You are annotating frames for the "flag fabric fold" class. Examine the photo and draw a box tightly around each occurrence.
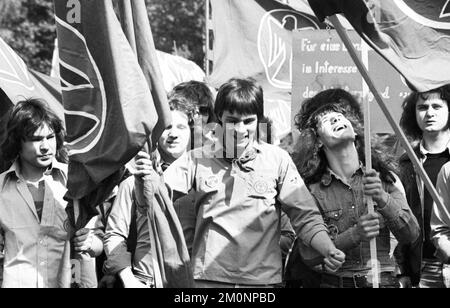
[54,0,158,220]
[307,0,450,92]
[135,172,195,288]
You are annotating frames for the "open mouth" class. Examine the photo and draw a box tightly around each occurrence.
[333,124,347,132]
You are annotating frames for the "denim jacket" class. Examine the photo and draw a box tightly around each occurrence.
[309,166,420,277]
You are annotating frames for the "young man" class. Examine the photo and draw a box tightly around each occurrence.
[103,96,197,288]
[136,78,345,287]
[291,89,419,288]
[0,99,86,287]
[167,82,216,256]
[397,84,450,288]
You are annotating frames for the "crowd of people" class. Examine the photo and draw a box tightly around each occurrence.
[1,78,450,288]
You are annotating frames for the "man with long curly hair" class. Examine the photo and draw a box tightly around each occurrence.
[397,84,450,288]
[288,88,419,288]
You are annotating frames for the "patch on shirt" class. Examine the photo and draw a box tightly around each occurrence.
[63,218,71,232]
[328,224,339,240]
[253,179,269,194]
[205,175,220,188]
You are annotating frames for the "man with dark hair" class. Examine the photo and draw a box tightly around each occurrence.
[397,84,450,288]
[289,88,419,288]
[135,78,346,287]
[0,99,67,287]
[0,98,101,288]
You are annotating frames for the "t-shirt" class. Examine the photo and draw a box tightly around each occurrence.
[27,181,45,222]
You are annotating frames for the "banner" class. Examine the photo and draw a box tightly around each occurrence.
[208,0,327,138]
[292,29,410,133]
[307,0,450,92]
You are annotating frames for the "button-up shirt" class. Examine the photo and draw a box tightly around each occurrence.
[0,160,69,288]
[309,166,420,277]
[163,141,328,285]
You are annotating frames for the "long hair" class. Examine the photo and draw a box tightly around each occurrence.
[293,89,398,185]
[0,98,67,165]
[400,84,450,142]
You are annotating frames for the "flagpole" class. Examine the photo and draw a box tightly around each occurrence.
[360,39,380,288]
[118,0,136,53]
[205,0,210,77]
[327,16,379,288]
[327,15,445,214]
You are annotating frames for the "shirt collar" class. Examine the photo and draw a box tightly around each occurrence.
[321,162,365,187]
[4,158,66,182]
[419,139,450,157]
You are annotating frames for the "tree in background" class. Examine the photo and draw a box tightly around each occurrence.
[146,0,205,68]
[0,0,56,74]
[0,0,206,75]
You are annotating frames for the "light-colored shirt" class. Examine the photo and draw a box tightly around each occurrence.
[431,162,450,264]
[0,160,69,288]
[103,177,154,281]
[163,141,328,285]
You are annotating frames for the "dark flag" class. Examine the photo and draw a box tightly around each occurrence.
[307,0,450,92]
[54,0,157,219]
[120,0,194,288]
[54,0,158,287]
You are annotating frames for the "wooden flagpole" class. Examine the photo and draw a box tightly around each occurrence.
[118,0,164,288]
[328,16,379,288]
[118,0,136,53]
[205,0,213,77]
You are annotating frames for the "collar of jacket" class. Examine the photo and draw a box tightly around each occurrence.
[321,162,365,187]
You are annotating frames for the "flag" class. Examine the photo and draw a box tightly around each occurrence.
[307,0,450,92]
[54,0,158,218]
[156,50,205,93]
[120,0,194,287]
[126,0,172,147]
[208,0,327,138]
[0,37,63,172]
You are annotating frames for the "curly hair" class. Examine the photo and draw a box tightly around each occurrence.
[293,89,398,185]
[0,98,66,165]
[400,84,450,141]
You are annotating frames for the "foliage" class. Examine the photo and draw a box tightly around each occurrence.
[0,0,206,75]
[0,0,56,75]
[146,0,206,69]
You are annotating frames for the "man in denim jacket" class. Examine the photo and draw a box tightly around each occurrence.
[291,89,420,288]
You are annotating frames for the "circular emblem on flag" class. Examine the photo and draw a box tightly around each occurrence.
[253,179,269,195]
[395,0,450,29]
[257,9,322,90]
[205,176,219,188]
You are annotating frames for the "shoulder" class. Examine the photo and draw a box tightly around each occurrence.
[399,146,420,165]
[438,161,450,179]
[257,142,292,160]
[117,176,135,195]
